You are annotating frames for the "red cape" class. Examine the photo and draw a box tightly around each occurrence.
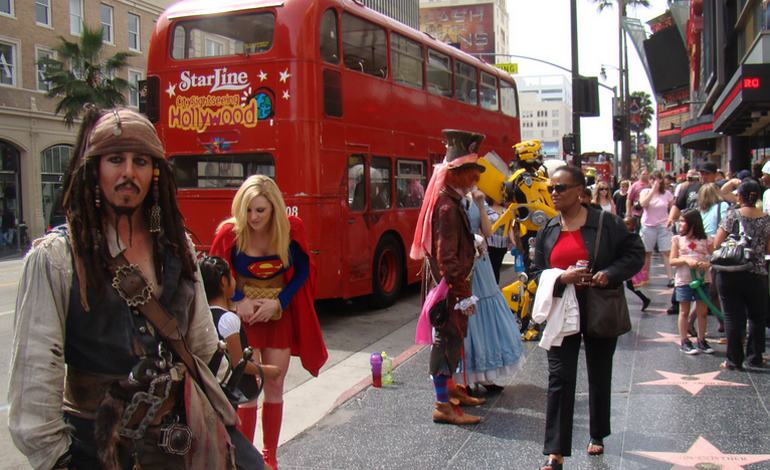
[209,216,328,376]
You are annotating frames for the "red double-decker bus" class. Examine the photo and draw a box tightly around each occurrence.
[144,0,521,306]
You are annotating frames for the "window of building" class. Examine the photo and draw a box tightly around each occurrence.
[370,157,391,210]
[320,9,339,63]
[552,129,559,137]
[172,154,275,188]
[36,47,55,92]
[395,160,426,208]
[0,0,13,17]
[552,119,559,127]
[427,49,451,97]
[348,155,365,211]
[0,40,17,87]
[35,0,50,26]
[391,33,423,89]
[41,145,72,228]
[100,4,113,44]
[522,110,533,118]
[479,71,498,111]
[171,13,275,59]
[552,109,559,117]
[70,0,83,35]
[128,13,140,51]
[342,13,387,78]
[454,61,477,105]
[128,69,143,107]
[500,79,518,117]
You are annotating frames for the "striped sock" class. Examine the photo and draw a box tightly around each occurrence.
[433,374,449,403]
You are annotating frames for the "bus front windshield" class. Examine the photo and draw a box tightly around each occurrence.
[171,12,275,60]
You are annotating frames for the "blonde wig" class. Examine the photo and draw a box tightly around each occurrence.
[222,175,290,265]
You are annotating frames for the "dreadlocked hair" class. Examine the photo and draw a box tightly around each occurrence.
[62,106,196,298]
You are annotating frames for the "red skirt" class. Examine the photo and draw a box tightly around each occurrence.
[243,309,293,350]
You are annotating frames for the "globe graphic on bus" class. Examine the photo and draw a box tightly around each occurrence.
[255,92,273,120]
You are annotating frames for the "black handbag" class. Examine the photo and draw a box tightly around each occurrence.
[711,216,753,272]
[584,211,632,338]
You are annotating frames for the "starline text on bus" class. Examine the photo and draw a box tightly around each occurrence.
[178,68,250,94]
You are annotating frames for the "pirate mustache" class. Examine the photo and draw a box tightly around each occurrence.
[115,181,141,193]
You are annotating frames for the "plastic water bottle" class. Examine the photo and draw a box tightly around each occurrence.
[381,352,393,385]
[370,352,382,388]
[511,247,525,272]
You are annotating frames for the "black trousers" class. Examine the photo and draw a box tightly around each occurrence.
[543,319,618,456]
[487,246,508,284]
[716,271,768,367]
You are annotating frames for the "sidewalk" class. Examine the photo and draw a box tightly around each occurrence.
[277,255,770,469]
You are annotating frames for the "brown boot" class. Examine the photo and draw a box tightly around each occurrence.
[449,383,486,406]
[432,399,481,425]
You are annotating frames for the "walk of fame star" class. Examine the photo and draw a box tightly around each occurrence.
[629,436,770,469]
[638,370,747,396]
[643,331,686,344]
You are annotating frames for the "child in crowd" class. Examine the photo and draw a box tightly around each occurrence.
[669,210,714,355]
[199,255,280,443]
[623,217,651,309]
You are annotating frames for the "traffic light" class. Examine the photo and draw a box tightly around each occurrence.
[562,133,575,154]
[612,116,624,142]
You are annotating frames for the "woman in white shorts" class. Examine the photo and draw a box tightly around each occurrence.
[639,172,675,287]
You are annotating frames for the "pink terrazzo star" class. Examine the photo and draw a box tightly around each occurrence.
[629,436,770,469]
[638,370,748,396]
[644,331,686,344]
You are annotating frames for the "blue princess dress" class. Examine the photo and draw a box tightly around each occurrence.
[456,199,524,385]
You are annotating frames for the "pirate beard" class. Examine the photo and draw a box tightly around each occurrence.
[106,202,141,249]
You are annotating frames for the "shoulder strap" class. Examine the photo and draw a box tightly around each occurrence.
[110,253,202,382]
[591,210,605,273]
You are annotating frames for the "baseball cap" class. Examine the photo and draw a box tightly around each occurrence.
[698,161,718,173]
[736,169,752,180]
[762,160,770,175]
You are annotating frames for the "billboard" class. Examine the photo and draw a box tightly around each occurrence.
[420,3,495,56]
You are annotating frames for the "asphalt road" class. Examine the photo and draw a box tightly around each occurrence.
[0,253,429,469]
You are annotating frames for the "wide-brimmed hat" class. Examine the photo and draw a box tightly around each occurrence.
[443,129,485,172]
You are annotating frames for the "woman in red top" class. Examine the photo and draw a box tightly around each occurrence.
[209,175,328,469]
[531,166,644,470]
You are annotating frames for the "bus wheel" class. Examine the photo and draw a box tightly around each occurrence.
[369,235,404,308]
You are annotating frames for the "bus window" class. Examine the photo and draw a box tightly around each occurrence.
[501,79,519,117]
[320,9,339,63]
[370,157,392,210]
[396,160,426,208]
[455,61,478,105]
[171,153,275,188]
[391,33,423,89]
[348,155,365,211]
[427,49,451,97]
[171,12,275,60]
[342,14,387,78]
[480,72,498,111]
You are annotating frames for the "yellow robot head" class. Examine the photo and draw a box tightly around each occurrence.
[513,140,542,163]
[584,167,597,178]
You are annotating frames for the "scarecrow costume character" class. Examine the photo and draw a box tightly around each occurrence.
[8,108,261,470]
[410,129,488,425]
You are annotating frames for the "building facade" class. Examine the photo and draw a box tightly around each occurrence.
[517,75,572,157]
[0,0,174,240]
[362,0,420,29]
[419,0,509,61]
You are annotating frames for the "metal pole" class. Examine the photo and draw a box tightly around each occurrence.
[619,0,631,179]
[571,0,581,166]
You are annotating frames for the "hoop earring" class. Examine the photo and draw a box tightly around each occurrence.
[149,165,162,233]
[94,185,101,209]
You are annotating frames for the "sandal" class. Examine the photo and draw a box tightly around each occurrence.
[719,360,743,371]
[539,458,563,470]
[587,438,604,455]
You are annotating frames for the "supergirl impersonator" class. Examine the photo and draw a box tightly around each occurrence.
[8,108,259,470]
[412,129,487,425]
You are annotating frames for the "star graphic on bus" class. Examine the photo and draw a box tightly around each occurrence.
[282,90,290,100]
[258,70,267,82]
[279,69,291,83]
[628,436,770,469]
[638,370,747,396]
[165,83,176,98]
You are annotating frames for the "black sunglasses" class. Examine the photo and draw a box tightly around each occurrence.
[548,183,579,193]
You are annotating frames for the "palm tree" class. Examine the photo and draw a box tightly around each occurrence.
[38,25,134,126]
[591,0,650,11]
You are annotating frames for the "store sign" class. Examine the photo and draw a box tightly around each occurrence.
[495,63,518,74]
[419,3,495,55]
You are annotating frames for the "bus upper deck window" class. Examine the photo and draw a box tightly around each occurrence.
[320,9,339,63]
[171,12,275,60]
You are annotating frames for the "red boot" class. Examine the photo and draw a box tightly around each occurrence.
[262,402,283,470]
[236,406,257,444]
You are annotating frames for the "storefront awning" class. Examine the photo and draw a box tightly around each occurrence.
[681,114,719,150]
[713,63,770,134]
[658,127,681,144]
